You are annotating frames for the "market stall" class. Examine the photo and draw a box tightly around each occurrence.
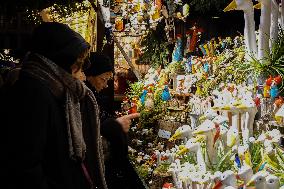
[117,0,284,188]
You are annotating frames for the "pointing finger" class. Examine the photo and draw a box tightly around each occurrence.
[125,113,140,120]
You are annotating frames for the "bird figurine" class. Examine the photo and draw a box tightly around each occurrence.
[246,171,269,189]
[274,75,282,85]
[266,175,280,189]
[169,125,193,142]
[235,154,242,169]
[140,88,148,105]
[270,85,279,99]
[266,75,273,86]
[162,85,171,101]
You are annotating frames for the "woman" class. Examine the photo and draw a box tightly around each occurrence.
[84,52,147,189]
[1,22,107,189]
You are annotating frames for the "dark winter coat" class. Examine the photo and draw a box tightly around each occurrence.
[85,81,147,189]
[1,56,109,189]
[1,72,90,189]
[0,22,108,189]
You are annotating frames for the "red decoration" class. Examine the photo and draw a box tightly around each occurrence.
[162,183,173,189]
[266,75,273,86]
[274,75,282,85]
[254,96,261,107]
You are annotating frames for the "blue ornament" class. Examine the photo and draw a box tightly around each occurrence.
[140,89,147,105]
[199,45,206,56]
[203,62,209,73]
[235,154,242,169]
[257,162,267,172]
[162,85,171,101]
[270,85,279,99]
[173,37,183,62]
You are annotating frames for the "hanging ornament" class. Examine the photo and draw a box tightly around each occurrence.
[115,17,124,31]
[182,4,190,17]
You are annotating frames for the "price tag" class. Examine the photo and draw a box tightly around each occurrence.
[158,129,171,139]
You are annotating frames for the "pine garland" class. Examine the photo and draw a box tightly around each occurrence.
[138,22,170,68]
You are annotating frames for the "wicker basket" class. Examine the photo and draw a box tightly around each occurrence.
[158,120,182,134]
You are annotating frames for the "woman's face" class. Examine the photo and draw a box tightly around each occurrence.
[71,49,89,81]
[87,71,113,92]
[71,66,86,81]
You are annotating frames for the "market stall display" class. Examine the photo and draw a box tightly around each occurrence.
[119,1,284,188]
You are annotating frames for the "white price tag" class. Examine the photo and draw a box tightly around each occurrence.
[158,129,171,139]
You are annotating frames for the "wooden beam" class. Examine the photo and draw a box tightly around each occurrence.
[113,36,141,80]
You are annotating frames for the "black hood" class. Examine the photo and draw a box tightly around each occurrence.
[31,22,90,72]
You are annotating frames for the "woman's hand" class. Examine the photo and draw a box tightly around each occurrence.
[116,113,140,133]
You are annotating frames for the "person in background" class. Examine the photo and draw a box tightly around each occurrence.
[0,22,107,189]
[84,52,146,189]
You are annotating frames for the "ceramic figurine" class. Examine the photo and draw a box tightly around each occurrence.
[162,85,171,101]
[224,0,257,58]
[255,0,272,62]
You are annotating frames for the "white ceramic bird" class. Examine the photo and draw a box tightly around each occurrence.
[224,0,257,58]
[246,171,269,189]
[266,175,280,189]
[169,125,193,142]
[255,0,272,61]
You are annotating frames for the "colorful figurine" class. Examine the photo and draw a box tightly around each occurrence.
[162,85,171,101]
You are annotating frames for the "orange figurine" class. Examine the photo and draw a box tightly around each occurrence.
[266,75,273,86]
[263,85,271,98]
[274,75,282,85]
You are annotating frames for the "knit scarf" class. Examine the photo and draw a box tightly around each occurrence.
[22,53,95,161]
